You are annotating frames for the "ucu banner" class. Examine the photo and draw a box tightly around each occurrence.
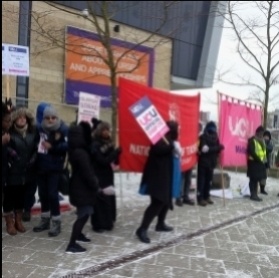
[119,78,200,172]
[219,94,262,166]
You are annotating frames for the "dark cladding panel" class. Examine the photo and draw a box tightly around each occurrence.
[52,1,87,10]
[172,42,203,80]
[52,1,211,81]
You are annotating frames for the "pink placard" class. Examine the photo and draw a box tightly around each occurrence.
[219,98,262,167]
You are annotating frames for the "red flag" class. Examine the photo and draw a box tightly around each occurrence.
[118,78,200,172]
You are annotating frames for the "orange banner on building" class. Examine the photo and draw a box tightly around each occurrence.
[65,28,152,87]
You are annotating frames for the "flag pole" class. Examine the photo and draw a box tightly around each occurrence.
[217,91,226,207]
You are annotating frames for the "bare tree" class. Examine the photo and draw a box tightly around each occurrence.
[12,1,185,143]
[216,1,279,127]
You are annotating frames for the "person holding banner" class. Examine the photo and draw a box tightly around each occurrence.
[247,126,267,202]
[136,121,178,244]
[197,121,224,206]
[259,130,274,195]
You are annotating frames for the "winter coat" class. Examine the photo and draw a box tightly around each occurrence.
[276,150,279,167]
[2,133,9,187]
[37,122,68,173]
[68,123,99,207]
[7,126,39,186]
[247,136,267,180]
[139,139,174,205]
[198,131,223,169]
[264,139,273,169]
[91,137,121,188]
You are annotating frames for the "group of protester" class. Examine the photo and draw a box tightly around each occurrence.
[2,100,121,253]
[2,99,279,252]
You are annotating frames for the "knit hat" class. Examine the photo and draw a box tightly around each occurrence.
[263,130,271,140]
[255,125,265,135]
[205,121,217,133]
[36,102,51,125]
[43,106,59,119]
[95,121,110,138]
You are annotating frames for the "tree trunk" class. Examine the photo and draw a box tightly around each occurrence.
[263,87,269,128]
[110,71,118,145]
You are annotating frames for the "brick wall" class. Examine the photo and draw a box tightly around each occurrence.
[2,1,172,125]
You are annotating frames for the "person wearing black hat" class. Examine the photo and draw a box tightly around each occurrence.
[247,125,267,201]
[135,120,178,244]
[197,121,224,206]
[258,130,274,195]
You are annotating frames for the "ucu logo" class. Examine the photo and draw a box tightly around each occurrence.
[139,108,158,126]
[228,116,254,139]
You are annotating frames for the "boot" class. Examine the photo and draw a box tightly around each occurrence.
[155,223,173,232]
[22,211,31,222]
[14,210,26,233]
[250,183,262,202]
[136,227,150,243]
[175,198,183,207]
[198,200,207,207]
[48,219,61,237]
[4,213,17,236]
[33,217,50,232]
[260,185,268,195]
[206,197,214,205]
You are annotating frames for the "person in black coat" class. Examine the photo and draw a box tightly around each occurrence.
[2,102,12,192]
[259,130,273,195]
[65,122,100,254]
[3,107,39,236]
[197,121,224,206]
[136,121,178,244]
[90,121,121,232]
[247,126,267,202]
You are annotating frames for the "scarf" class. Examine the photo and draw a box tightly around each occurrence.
[41,118,61,133]
[14,124,28,138]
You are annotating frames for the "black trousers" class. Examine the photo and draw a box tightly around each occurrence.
[3,185,25,213]
[249,178,260,197]
[139,196,169,230]
[197,165,213,202]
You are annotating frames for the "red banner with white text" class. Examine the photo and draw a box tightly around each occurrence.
[118,78,200,172]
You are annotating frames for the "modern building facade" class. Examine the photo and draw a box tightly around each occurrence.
[2,1,226,124]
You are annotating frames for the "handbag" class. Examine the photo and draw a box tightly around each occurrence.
[58,155,70,196]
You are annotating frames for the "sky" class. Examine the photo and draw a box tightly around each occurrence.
[173,2,279,122]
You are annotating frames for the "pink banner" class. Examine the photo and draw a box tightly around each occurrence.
[219,96,262,167]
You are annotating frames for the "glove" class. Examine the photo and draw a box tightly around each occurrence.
[102,186,116,196]
[201,145,209,153]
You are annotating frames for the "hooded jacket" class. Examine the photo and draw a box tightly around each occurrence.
[7,108,39,186]
[263,130,273,168]
[68,122,99,207]
[198,121,224,169]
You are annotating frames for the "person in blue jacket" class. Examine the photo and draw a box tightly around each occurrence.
[33,106,68,237]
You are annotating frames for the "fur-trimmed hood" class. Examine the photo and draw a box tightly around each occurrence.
[11,107,35,131]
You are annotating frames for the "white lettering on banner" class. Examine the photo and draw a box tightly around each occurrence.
[81,55,105,65]
[129,144,150,156]
[181,143,198,156]
[88,66,110,77]
[70,63,87,72]
[228,116,254,141]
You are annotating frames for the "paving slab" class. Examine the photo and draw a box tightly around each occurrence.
[2,172,279,278]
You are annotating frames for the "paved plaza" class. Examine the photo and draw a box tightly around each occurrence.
[2,172,279,278]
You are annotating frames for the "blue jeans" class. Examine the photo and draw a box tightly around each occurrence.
[37,173,60,217]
